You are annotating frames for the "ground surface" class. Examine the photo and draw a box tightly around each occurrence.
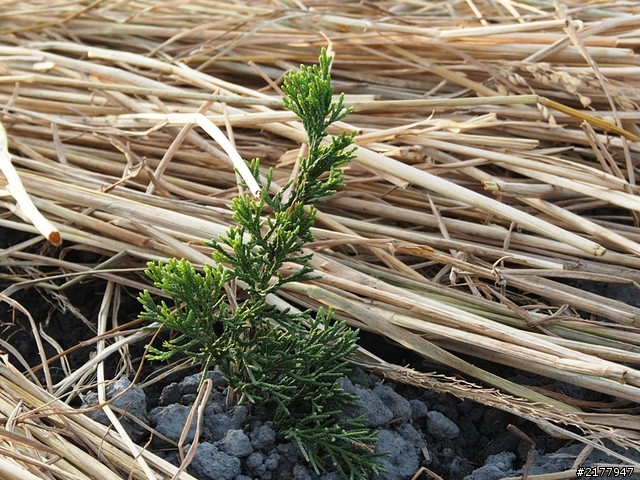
[2,246,639,480]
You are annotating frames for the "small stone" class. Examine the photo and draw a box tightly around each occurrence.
[374,429,420,480]
[354,384,394,428]
[373,383,412,421]
[336,377,356,395]
[409,399,429,420]
[158,382,181,406]
[204,405,248,441]
[485,452,516,471]
[293,465,313,480]
[218,429,253,458]
[82,378,149,443]
[463,465,510,480]
[264,453,280,471]
[397,423,423,446]
[245,451,264,470]
[210,365,227,388]
[250,423,276,450]
[178,373,202,395]
[189,442,240,480]
[149,404,197,444]
[321,473,343,480]
[427,411,460,440]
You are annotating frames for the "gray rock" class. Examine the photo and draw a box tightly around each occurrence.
[179,369,227,395]
[450,456,473,479]
[264,453,280,470]
[158,382,180,406]
[82,377,148,443]
[320,473,343,480]
[209,365,227,388]
[409,399,429,420]
[178,373,202,395]
[464,465,511,480]
[250,423,276,450]
[253,461,267,477]
[427,410,460,440]
[108,378,147,417]
[245,451,264,470]
[340,376,410,425]
[486,452,516,471]
[293,464,313,480]
[605,283,640,308]
[464,452,516,480]
[218,429,253,458]
[189,442,240,480]
[350,368,371,387]
[275,442,302,473]
[149,404,197,444]
[374,429,421,480]
[397,423,423,447]
[373,383,412,422]
[204,405,248,441]
[336,377,356,395]
[354,384,394,428]
[513,443,640,477]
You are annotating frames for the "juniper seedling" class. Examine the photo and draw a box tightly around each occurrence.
[139,49,382,479]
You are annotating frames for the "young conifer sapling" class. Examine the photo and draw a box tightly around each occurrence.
[139,48,383,479]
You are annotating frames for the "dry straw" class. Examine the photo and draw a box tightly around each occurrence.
[1,0,640,477]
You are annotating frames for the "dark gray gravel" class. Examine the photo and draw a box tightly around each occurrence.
[80,365,640,480]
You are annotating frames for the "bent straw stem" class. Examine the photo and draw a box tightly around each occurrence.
[0,122,61,245]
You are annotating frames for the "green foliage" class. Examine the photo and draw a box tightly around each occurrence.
[139,260,233,371]
[139,48,382,479]
[281,52,355,206]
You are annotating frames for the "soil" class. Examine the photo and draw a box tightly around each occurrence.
[1,232,639,480]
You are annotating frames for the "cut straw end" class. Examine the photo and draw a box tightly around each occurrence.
[0,122,62,246]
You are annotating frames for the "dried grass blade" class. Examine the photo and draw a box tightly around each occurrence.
[0,356,198,480]
[521,197,640,256]
[352,146,606,256]
[292,279,577,410]
[2,0,640,468]
[0,122,60,245]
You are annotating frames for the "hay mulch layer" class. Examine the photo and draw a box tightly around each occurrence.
[1,0,640,478]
